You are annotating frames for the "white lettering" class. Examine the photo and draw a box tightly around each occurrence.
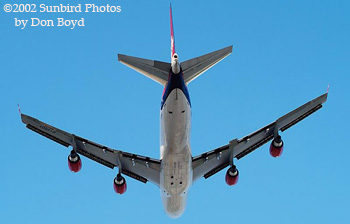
[31,18,54,27]
[57,18,85,29]
[31,18,40,26]
[14,18,28,29]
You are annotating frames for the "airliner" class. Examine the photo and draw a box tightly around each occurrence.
[21,5,328,218]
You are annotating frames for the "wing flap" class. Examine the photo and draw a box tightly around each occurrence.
[278,93,327,131]
[22,113,161,186]
[234,93,327,159]
[192,145,231,182]
[74,136,118,169]
[192,92,328,182]
[22,115,71,147]
[26,124,70,147]
[119,153,161,185]
[234,123,275,159]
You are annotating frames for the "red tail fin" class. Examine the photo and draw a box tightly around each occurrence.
[170,4,175,58]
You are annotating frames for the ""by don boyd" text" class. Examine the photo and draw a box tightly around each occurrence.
[15,18,85,29]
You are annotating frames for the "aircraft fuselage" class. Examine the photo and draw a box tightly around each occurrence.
[160,70,192,218]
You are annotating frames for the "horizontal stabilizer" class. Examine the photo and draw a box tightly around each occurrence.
[181,45,233,84]
[118,54,171,85]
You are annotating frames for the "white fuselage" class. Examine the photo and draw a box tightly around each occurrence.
[160,80,192,218]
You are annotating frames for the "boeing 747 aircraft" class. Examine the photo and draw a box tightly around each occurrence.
[21,5,327,218]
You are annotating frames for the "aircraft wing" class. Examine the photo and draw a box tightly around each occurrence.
[118,54,171,86]
[21,114,161,186]
[192,92,328,182]
[181,45,233,84]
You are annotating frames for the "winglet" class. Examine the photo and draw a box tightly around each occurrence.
[170,3,175,58]
[18,104,22,115]
[327,84,330,93]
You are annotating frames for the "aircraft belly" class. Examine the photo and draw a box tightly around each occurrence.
[159,88,192,218]
[160,152,192,218]
[162,89,190,150]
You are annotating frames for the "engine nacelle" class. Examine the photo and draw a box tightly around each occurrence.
[225,165,239,186]
[270,135,284,157]
[68,150,82,172]
[113,174,127,194]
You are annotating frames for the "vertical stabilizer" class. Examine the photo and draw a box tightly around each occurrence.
[170,4,180,74]
[170,4,176,58]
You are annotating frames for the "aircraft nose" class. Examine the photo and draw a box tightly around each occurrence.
[162,194,186,219]
[167,210,184,219]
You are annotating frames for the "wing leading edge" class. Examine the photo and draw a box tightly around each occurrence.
[181,45,233,84]
[192,92,328,182]
[118,45,233,86]
[21,114,161,186]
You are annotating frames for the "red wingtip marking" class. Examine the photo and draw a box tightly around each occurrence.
[18,104,22,115]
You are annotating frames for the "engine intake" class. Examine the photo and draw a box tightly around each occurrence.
[68,150,82,172]
[113,174,127,194]
[225,165,239,186]
[270,135,284,157]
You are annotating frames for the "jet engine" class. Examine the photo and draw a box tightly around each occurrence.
[68,150,82,172]
[270,135,284,157]
[225,165,239,186]
[113,174,127,194]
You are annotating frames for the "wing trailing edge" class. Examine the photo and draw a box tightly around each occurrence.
[181,45,233,84]
[191,91,328,182]
[21,113,161,186]
[118,54,171,86]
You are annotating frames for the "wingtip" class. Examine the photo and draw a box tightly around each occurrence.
[324,84,329,102]
[18,104,22,115]
[229,45,233,53]
[117,54,125,62]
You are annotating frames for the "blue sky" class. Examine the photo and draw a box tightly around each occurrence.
[1,0,349,223]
